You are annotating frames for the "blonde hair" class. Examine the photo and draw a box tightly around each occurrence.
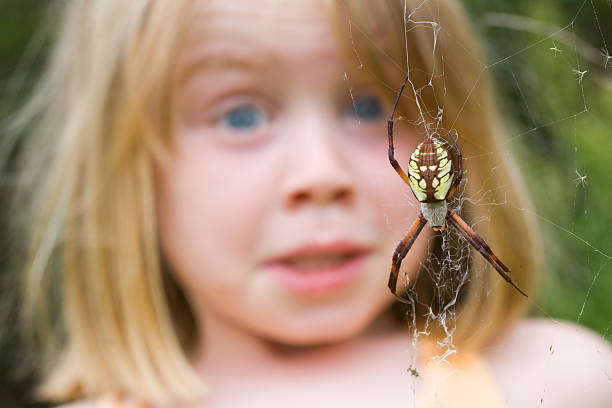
[7,0,542,404]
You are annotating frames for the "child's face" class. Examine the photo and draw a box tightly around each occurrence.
[156,0,428,345]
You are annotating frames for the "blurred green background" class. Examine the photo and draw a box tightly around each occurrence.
[464,0,612,334]
[1,0,610,407]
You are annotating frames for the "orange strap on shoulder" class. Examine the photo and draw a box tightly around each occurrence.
[415,344,508,408]
[97,393,149,408]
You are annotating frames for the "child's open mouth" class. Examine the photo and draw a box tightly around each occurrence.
[283,253,353,269]
[264,242,371,296]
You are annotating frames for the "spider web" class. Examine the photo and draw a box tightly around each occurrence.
[345,0,612,405]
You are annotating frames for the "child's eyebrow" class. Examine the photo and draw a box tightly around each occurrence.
[177,42,282,84]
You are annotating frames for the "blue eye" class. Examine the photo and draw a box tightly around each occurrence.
[346,96,383,121]
[221,106,267,130]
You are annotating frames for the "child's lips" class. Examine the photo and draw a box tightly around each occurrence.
[264,242,371,296]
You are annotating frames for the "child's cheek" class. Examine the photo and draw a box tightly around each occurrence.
[347,122,421,237]
[155,131,273,293]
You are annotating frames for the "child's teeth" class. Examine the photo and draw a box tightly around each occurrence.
[287,254,349,268]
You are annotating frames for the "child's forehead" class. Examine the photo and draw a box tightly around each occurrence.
[189,0,335,43]
[177,1,343,73]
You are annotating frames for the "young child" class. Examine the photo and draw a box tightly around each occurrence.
[6,0,611,407]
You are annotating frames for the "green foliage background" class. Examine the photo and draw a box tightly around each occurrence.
[464,0,612,335]
[1,0,610,407]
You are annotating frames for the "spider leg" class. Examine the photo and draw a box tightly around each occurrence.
[446,209,528,297]
[387,74,411,185]
[446,130,463,199]
[388,213,427,303]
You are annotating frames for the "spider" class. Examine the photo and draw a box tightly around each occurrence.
[386,75,527,303]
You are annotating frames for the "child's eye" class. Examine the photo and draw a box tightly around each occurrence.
[220,105,267,130]
[345,96,383,121]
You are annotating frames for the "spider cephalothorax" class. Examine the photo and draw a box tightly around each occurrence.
[385,74,527,302]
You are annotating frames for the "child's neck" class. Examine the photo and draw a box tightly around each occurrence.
[191,307,406,376]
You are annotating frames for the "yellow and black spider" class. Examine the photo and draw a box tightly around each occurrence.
[386,75,527,303]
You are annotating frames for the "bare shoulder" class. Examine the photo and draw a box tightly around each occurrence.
[486,317,612,408]
[55,400,97,408]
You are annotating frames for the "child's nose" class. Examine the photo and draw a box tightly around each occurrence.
[281,116,355,210]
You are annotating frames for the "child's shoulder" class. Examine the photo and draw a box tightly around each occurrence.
[55,392,150,408]
[487,317,612,407]
[55,396,124,408]
[56,401,97,408]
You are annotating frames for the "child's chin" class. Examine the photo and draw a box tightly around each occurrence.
[265,331,358,349]
[256,314,373,347]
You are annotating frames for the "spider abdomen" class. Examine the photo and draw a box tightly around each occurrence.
[421,200,448,230]
[407,138,454,202]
